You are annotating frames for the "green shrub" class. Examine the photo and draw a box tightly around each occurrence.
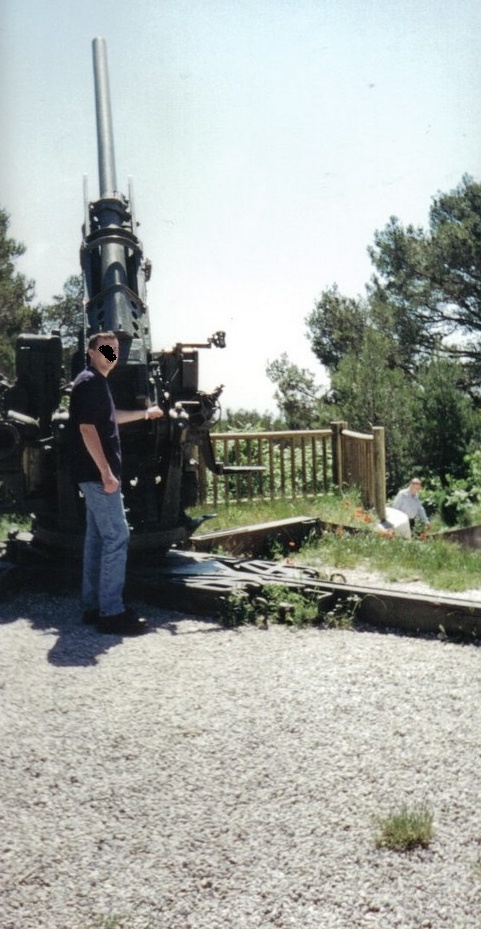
[217,583,324,628]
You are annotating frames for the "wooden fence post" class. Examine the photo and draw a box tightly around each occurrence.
[372,426,386,519]
[331,421,346,490]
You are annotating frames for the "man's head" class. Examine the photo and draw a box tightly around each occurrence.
[87,331,119,376]
[409,478,422,495]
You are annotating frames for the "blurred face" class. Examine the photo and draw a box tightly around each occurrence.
[410,481,421,495]
[88,337,119,376]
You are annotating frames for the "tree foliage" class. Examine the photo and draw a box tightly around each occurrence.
[265,353,326,429]
[413,356,477,484]
[267,176,481,490]
[215,407,285,432]
[0,208,41,379]
[331,328,419,490]
[305,285,367,373]
[40,273,84,377]
[368,175,481,385]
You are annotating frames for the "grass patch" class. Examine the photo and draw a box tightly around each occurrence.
[192,490,481,593]
[189,489,369,531]
[297,527,481,593]
[374,804,435,851]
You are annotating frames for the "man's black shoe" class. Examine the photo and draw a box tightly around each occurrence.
[83,609,100,625]
[97,611,149,636]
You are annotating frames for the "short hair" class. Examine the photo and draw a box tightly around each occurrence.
[88,331,117,351]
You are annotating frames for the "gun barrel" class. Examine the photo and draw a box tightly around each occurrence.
[92,36,117,196]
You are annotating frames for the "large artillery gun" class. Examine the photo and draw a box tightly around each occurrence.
[0,37,231,561]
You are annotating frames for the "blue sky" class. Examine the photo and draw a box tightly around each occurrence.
[1,0,481,412]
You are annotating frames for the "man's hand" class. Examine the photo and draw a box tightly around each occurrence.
[146,405,163,420]
[101,470,119,494]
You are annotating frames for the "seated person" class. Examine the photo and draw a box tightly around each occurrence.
[392,477,430,532]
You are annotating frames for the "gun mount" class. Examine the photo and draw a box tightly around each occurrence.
[0,37,229,558]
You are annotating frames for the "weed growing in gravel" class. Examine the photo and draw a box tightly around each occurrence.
[85,916,156,929]
[87,917,127,929]
[374,804,434,851]
[85,917,124,929]
[320,593,361,629]
[217,583,326,627]
[260,583,321,625]
[218,588,257,626]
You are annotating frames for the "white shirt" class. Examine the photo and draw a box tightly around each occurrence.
[392,487,429,524]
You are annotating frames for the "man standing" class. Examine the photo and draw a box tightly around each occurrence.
[69,331,163,635]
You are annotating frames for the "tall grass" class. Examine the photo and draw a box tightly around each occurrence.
[191,491,481,594]
[191,489,369,529]
[298,527,481,593]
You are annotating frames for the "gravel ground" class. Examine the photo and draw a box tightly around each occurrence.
[1,584,481,929]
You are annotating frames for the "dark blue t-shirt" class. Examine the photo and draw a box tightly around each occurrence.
[69,367,121,483]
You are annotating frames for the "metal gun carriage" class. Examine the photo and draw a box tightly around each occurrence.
[0,37,233,560]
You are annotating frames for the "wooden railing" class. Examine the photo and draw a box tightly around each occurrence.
[197,422,386,517]
[198,429,332,507]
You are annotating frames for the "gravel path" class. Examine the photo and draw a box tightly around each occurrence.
[1,588,481,929]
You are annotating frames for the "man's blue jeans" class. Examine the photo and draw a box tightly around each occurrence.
[79,482,130,617]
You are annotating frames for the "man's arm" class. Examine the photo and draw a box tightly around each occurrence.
[79,424,119,493]
[115,405,164,425]
[416,499,430,526]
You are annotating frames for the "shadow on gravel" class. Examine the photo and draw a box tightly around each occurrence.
[0,589,233,667]
[0,594,123,667]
